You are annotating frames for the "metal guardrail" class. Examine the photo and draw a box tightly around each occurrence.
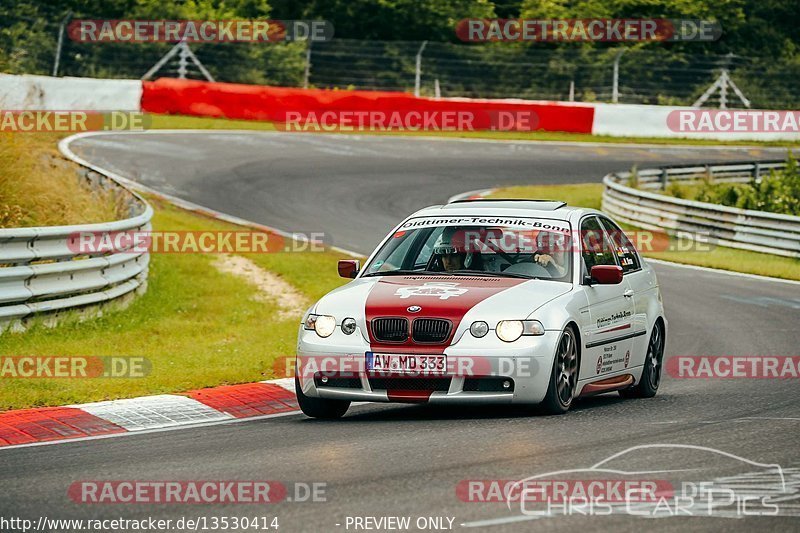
[0,169,153,332]
[602,159,800,258]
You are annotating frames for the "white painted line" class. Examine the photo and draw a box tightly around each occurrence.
[446,188,495,203]
[737,417,800,421]
[76,394,232,431]
[462,514,540,528]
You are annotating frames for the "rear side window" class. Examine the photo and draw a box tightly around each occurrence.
[600,217,641,273]
[580,216,618,270]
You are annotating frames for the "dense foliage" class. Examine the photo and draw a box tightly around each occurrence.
[666,154,800,215]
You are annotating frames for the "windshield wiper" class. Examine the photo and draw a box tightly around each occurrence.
[362,269,442,277]
[449,269,535,280]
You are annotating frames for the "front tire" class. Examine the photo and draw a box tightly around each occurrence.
[295,376,350,419]
[620,320,665,399]
[539,326,579,415]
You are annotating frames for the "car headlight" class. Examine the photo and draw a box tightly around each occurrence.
[341,317,357,335]
[496,320,524,342]
[304,314,336,338]
[470,321,489,338]
[496,320,545,342]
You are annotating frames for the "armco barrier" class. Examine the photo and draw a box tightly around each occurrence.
[602,160,800,257]
[0,169,152,333]
[141,78,596,133]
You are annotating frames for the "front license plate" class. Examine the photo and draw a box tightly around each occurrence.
[366,352,446,374]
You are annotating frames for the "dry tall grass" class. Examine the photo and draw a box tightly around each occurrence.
[0,132,123,227]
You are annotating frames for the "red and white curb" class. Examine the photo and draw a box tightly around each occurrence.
[0,379,298,450]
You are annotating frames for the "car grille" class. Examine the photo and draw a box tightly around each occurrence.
[369,377,451,392]
[412,318,452,343]
[371,317,409,342]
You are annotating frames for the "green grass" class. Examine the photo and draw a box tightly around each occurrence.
[488,183,800,281]
[0,197,347,410]
[147,114,800,148]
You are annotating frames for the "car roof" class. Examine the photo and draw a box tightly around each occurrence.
[407,199,599,221]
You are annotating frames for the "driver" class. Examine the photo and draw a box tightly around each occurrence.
[433,227,467,272]
[532,231,569,277]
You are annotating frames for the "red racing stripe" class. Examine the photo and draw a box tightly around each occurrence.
[365,276,525,354]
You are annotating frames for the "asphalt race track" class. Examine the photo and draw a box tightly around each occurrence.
[3,132,799,531]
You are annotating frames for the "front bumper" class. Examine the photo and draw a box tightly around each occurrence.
[296,326,560,405]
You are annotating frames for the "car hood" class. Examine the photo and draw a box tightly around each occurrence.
[314,275,572,339]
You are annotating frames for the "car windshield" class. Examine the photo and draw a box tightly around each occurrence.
[362,217,573,281]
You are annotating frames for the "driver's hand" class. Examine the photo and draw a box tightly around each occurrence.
[535,253,553,266]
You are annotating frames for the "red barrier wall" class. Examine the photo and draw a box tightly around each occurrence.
[142,78,594,133]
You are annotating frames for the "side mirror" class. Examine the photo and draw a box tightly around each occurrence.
[338,260,360,279]
[590,265,623,285]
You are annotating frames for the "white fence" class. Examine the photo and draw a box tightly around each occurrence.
[602,160,800,257]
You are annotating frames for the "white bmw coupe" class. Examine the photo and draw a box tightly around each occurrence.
[296,199,666,418]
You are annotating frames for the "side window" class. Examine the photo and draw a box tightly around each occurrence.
[369,227,438,272]
[580,216,619,272]
[600,217,641,274]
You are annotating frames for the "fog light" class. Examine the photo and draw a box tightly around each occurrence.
[470,321,489,338]
[321,376,329,384]
[341,317,357,335]
[503,380,511,389]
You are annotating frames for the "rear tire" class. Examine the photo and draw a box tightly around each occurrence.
[539,326,579,415]
[295,376,350,419]
[620,320,665,399]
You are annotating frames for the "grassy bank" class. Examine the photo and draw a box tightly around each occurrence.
[0,133,122,227]
[489,183,800,281]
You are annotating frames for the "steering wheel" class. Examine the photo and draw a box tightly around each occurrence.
[530,252,562,277]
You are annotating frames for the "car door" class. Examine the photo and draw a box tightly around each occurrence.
[600,217,653,369]
[578,216,635,380]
